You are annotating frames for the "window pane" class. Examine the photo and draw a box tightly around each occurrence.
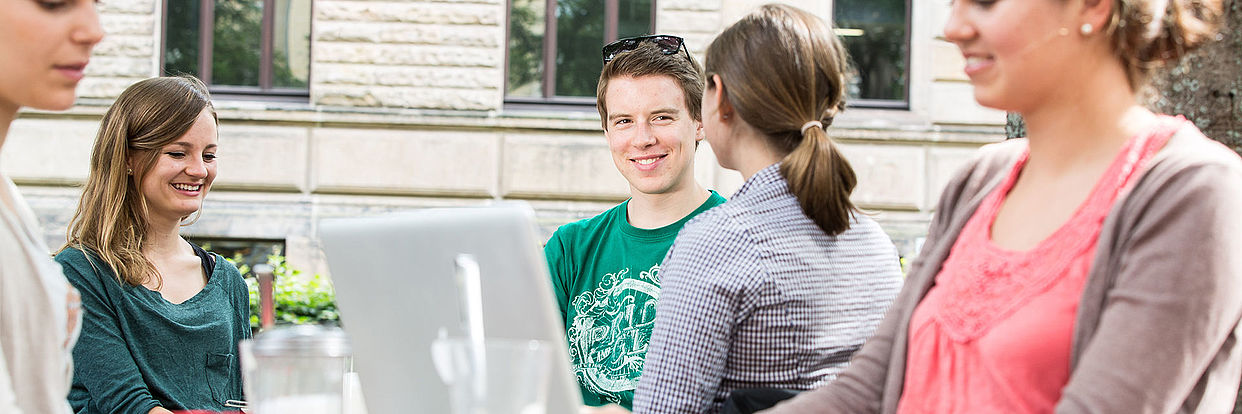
[834,0,908,102]
[212,0,262,87]
[616,0,652,39]
[164,0,201,77]
[554,0,604,97]
[507,0,546,98]
[272,0,311,88]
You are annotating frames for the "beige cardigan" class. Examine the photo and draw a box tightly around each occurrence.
[767,126,1242,413]
[0,177,75,414]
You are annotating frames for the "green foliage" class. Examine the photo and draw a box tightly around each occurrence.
[230,253,338,330]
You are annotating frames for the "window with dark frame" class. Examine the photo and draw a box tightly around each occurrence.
[163,0,312,100]
[833,0,910,108]
[506,0,656,106]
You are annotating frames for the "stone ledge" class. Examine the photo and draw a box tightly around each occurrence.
[21,101,1003,144]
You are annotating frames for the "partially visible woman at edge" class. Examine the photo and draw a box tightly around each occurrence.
[56,76,251,414]
[0,0,103,412]
[630,4,903,413]
[767,0,1242,412]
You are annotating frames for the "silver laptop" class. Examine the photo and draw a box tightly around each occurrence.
[319,203,583,414]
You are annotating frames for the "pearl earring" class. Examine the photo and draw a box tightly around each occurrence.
[1080,23,1094,36]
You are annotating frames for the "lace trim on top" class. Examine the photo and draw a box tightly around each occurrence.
[930,116,1185,343]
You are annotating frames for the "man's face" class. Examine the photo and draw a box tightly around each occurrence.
[602,75,702,197]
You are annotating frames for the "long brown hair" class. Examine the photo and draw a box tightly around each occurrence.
[60,76,216,287]
[705,4,856,236]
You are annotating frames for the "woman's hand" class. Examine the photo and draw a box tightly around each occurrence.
[64,283,80,349]
[147,407,173,414]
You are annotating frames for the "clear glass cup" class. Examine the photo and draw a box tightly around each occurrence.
[431,338,552,414]
[240,325,352,414]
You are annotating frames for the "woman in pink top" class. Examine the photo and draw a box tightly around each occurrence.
[765,0,1242,413]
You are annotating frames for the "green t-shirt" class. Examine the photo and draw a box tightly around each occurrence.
[544,191,726,409]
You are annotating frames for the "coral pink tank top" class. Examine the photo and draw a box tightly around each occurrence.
[895,116,1183,413]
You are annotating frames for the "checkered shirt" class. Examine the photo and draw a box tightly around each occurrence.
[632,164,904,413]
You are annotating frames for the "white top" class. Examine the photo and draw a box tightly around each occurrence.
[0,176,75,414]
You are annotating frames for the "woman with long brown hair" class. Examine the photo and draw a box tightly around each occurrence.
[56,76,250,414]
[630,5,903,413]
[0,0,103,412]
[767,0,1242,412]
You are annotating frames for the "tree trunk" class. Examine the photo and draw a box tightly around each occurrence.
[1146,0,1242,155]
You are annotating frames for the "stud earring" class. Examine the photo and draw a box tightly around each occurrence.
[126,168,133,175]
[1080,23,1094,36]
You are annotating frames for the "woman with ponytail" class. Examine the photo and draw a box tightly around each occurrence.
[630,4,903,413]
[55,76,250,414]
[767,0,1242,412]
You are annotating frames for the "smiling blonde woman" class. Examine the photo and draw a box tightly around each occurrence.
[57,77,251,414]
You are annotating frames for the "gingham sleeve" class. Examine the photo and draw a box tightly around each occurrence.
[632,214,766,413]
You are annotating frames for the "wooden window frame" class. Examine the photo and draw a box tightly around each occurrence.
[160,0,312,101]
[503,0,658,108]
[834,0,912,109]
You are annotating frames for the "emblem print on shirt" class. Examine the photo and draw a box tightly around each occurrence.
[568,264,661,403]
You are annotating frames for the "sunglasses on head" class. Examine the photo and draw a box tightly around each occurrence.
[602,35,691,64]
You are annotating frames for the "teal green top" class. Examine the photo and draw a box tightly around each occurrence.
[56,246,251,414]
[544,191,726,409]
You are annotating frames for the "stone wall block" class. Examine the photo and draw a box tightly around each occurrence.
[315,85,497,110]
[311,128,500,196]
[93,36,155,58]
[86,57,152,78]
[213,124,309,192]
[656,10,723,34]
[502,134,629,200]
[0,119,98,183]
[927,82,1006,125]
[315,44,499,67]
[100,14,156,36]
[316,22,499,47]
[660,0,722,12]
[316,2,499,25]
[78,78,147,99]
[931,41,967,82]
[100,0,155,14]
[927,146,981,208]
[838,143,926,210]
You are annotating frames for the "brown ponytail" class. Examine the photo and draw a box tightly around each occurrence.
[705,4,858,235]
[781,126,858,236]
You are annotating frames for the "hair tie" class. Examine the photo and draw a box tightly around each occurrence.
[800,120,823,135]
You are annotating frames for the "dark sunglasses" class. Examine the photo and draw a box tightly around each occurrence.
[602,35,691,64]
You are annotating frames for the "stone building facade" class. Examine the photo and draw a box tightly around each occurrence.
[2,0,1005,275]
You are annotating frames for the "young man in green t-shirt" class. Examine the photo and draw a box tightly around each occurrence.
[543,37,726,409]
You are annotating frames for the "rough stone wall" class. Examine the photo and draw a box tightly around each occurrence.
[312,0,506,110]
[82,0,160,98]
[657,0,723,56]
